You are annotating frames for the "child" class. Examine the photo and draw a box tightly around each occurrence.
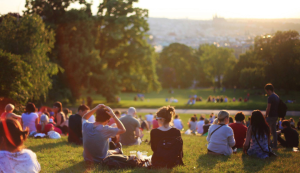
[277,120,299,148]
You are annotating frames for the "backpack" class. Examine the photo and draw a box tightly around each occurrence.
[277,99,287,118]
[103,154,145,169]
[152,136,184,169]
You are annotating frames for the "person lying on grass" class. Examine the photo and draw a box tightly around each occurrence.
[82,104,126,164]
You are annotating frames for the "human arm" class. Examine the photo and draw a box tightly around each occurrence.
[135,127,140,138]
[82,104,105,120]
[104,106,126,135]
[9,113,22,119]
[150,130,156,151]
[56,113,62,126]
[227,133,236,147]
[243,126,252,154]
[265,103,271,118]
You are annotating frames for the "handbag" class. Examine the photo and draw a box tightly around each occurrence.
[254,134,277,157]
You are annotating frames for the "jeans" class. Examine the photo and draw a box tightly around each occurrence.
[266,117,278,148]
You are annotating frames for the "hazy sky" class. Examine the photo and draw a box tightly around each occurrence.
[1,0,300,20]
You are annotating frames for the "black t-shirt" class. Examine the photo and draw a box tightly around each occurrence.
[150,128,181,152]
[281,127,299,147]
[267,93,279,117]
[68,114,83,145]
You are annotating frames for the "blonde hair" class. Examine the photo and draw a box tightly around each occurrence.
[217,110,230,124]
[213,118,218,125]
[5,104,14,112]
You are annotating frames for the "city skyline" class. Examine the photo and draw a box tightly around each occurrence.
[1,0,300,20]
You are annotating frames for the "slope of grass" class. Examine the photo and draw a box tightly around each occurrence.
[25,114,300,173]
[78,89,300,111]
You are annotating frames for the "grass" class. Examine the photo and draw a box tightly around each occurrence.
[25,113,300,173]
[78,88,300,111]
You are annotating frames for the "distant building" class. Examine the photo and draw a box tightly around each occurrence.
[213,14,226,23]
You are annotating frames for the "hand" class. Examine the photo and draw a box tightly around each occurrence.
[104,106,115,118]
[96,104,105,109]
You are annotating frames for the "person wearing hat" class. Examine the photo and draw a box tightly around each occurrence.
[206,110,235,155]
[36,115,54,134]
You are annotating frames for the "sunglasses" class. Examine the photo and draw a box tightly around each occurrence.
[156,117,163,120]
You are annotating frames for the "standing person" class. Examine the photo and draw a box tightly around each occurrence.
[277,120,299,148]
[68,105,90,145]
[188,117,197,134]
[53,101,67,134]
[82,104,125,164]
[119,107,141,146]
[264,83,280,149]
[150,106,183,168]
[243,110,272,159]
[0,118,41,172]
[21,103,39,133]
[196,116,205,134]
[173,115,183,130]
[229,112,247,149]
[145,113,154,129]
[206,110,235,155]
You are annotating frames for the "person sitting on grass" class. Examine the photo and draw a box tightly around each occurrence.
[229,117,234,124]
[188,116,197,134]
[119,107,141,146]
[246,117,251,127]
[207,110,235,155]
[0,118,41,172]
[150,106,184,168]
[202,119,211,136]
[297,118,300,130]
[68,104,90,145]
[277,120,299,149]
[82,104,125,164]
[1,104,22,120]
[173,114,184,131]
[152,116,159,129]
[108,110,121,126]
[53,101,68,134]
[196,115,205,134]
[289,118,295,128]
[21,102,39,133]
[243,110,272,159]
[36,114,54,134]
[229,112,247,149]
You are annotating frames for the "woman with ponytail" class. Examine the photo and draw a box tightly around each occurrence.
[0,118,41,172]
[36,115,54,134]
[150,106,184,168]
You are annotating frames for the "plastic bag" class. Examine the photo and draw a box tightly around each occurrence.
[185,129,191,135]
[47,131,61,139]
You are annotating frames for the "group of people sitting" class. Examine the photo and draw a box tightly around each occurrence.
[207,96,229,103]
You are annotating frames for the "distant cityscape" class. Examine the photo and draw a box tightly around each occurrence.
[147,16,300,58]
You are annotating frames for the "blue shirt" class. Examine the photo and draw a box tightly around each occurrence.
[267,93,279,117]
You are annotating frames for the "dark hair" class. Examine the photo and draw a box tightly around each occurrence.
[200,116,205,120]
[43,112,50,117]
[251,110,270,140]
[53,101,63,112]
[156,106,175,125]
[78,104,90,112]
[191,117,196,122]
[63,108,70,117]
[0,118,29,150]
[264,83,274,92]
[235,112,245,122]
[289,118,294,122]
[115,110,121,115]
[229,117,234,123]
[25,102,36,114]
[175,114,179,119]
[95,108,111,122]
[282,120,291,127]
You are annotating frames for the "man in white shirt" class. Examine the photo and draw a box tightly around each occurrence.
[145,113,154,129]
[197,116,205,134]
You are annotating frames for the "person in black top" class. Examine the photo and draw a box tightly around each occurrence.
[150,106,183,168]
[297,118,300,130]
[68,105,90,145]
[277,120,299,148]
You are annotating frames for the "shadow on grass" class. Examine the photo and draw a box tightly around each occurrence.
[197,153,230,171]
[57,161,87,173]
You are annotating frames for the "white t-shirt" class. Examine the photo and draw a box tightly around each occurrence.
[145,114,153,122]
[0,149,41,173]
[206,124,235,155]
[88,115,95,123]
[197,120,205,134]
[21,112,38,132]
[173,119,183,130]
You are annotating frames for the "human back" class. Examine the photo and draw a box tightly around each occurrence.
[119,107,140,146]
[21,102,39,133]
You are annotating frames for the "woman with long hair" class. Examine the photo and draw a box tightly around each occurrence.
[36,115,54,134]
[53,101,67,134]
[243,110,271,159]
[21,102,39,133]
[150,106,184,168]
[0,118,41,172]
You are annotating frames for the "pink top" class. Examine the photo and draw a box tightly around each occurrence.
[152,119,159,129]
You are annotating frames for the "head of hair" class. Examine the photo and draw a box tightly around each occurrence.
[78,104,90,112]
[43,112,50,117]
[250,110,270,140]
[235,112,245,122]
[156,106,175,126]
[289,118,294,122]
[204,119,210,124]
[127,107,136,116]
[264,83,274,92]
[5,104,14,112]
[95,108,111,122]
[282,120,291,127]
[200,116,205,120]
[213,118,218,125]
[40,115,49,131]
[175,114,179,119]
[114,110,121,115]
[53,101,63,112]
[229,117,234,123]
[63,108,70,117]
[217,110,229,123]
[25,102,36,114]
[191,117,196,122]
[0,118,29,151]
[248,117,251,121]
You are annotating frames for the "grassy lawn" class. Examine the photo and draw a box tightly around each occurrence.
[78,89,300,111]
[25,113,300,173]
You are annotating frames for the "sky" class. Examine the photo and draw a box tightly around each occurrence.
[1,0,300,20]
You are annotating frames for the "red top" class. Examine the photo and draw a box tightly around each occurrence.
[229,123,247,148]
[108,118,116,126]
[152,119,159,129]
[36,124,54,134]
[1,112,8,119]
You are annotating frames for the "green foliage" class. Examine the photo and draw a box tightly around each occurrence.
[239,67,265,89]
[158,43,199,88]
[0,14,58,103]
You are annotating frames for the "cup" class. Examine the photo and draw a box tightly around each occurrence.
[293,147,299,152]
[130,151,137,156]
[142,151,148,157]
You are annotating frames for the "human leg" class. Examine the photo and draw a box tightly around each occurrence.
[277,134,287,147]
[267,117,278,148]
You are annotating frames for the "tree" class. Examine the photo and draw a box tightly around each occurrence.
[239,67,265,89]
[158,43,198,88]
[0,14,58,103]
[197,44,236,88]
